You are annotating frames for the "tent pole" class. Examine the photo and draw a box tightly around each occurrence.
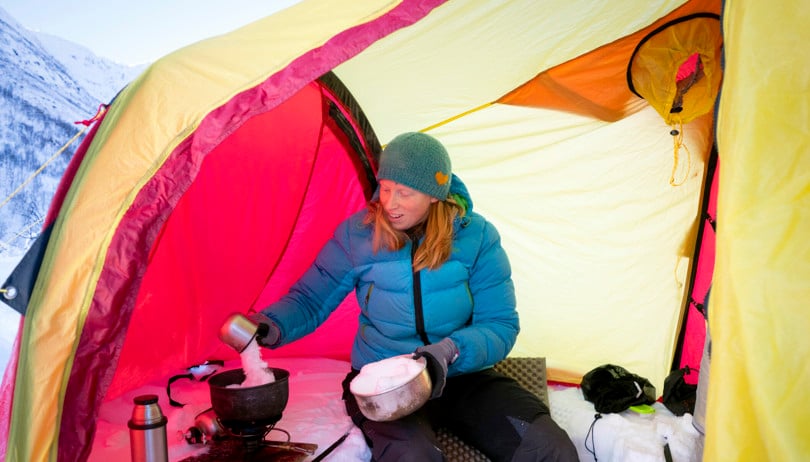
[670,143,717,371]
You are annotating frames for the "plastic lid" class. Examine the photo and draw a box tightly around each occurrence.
[134,394,159,405]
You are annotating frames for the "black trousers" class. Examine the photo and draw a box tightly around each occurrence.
[342,368,578,462]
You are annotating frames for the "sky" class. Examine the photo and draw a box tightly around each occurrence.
[1,0,301,65]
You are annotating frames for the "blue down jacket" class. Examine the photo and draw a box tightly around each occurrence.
[260,174,518,375]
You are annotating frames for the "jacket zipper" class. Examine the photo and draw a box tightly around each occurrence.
[411,236,430,346]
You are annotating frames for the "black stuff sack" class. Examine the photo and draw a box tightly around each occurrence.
[580,364,657,414]
[662,366,698,416]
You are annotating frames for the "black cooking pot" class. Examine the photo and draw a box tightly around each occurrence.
[208,368,290,426]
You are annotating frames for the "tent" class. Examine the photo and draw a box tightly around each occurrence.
[1,0,808,460]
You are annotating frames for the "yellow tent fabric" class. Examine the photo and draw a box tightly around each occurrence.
[711,1,810,461]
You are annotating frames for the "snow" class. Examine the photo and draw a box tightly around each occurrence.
[349,354,424,395]
[34,31,144,104]
[238,340,276,387]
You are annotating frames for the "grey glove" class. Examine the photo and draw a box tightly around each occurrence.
[413,338,459,399]
[249,312,281,348]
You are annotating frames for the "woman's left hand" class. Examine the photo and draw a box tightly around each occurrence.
[413,338,459,399]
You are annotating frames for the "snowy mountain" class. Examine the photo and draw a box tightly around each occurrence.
[0,6,143,256]
[35,32,146,104]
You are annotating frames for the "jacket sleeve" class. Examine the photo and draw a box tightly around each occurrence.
[258,220,357,345]
[447,220,519,374]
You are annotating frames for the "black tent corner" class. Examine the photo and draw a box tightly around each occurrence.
[1,222,54,315]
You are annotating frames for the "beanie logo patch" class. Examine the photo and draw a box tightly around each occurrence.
[435,171,450,186]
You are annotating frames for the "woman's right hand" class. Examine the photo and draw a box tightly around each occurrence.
[219,312,281,351]
[249,312,281,348]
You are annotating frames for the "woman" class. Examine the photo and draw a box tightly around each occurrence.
[227,132,577,461]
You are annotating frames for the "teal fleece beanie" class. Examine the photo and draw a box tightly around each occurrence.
[377,132,452,199]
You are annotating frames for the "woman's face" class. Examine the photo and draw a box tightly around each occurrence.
[378,179,438,231]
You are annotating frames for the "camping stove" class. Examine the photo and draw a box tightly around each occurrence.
[181,415,317,462]
[218,415,286,451]
[180,367,317,461]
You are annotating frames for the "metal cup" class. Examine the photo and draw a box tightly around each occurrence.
[219,313,259,352]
